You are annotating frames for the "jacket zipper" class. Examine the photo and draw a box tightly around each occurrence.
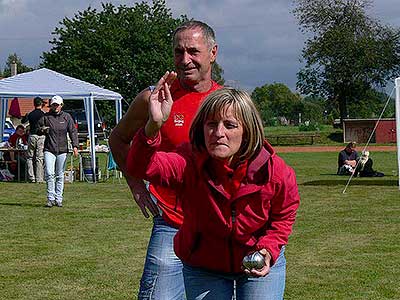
[229,203,236,273]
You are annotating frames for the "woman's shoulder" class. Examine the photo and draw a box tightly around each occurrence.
[175,142,196,159]
[270,153,296,183]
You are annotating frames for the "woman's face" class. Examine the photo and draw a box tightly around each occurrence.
[203,105,243,163]
[50,103,62,114]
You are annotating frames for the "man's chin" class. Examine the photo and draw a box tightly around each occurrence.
[178,74,199,86]
[179,73,195,80]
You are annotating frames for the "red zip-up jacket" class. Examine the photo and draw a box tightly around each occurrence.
[127,129,300,274]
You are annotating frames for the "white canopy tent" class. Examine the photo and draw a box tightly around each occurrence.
[0,68,123,182]
[395,78,400,190]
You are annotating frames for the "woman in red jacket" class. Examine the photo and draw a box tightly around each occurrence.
[126,75,300,300]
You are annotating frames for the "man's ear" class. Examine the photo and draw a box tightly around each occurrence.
[210,44,218,63]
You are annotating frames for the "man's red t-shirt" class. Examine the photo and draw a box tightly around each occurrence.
[9,133,28,147]
[148,79,221,227]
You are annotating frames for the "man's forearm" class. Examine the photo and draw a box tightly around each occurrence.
[109,129,132,175]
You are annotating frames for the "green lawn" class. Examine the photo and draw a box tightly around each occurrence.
[0,150,399,299]
[264,125,344,145]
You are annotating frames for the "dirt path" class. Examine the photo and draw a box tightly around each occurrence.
[274,145,397,153]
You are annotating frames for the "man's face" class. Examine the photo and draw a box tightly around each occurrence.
[346,146,355,154]
[173,28,217,86]
[16,127,25,136]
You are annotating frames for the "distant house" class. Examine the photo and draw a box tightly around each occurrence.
[343,118,396,144]
[0,77,49,121]
[8,97,36,116]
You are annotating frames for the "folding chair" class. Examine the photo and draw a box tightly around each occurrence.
[106,151,122,183]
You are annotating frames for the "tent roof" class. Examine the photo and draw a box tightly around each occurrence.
[0,68,122,100]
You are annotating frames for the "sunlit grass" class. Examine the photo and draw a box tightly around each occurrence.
[0,150,398,299]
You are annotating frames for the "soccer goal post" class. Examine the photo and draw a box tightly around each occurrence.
[395,78,400,190]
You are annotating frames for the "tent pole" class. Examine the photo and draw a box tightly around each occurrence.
[115,98,123,123]
[0,98,9,142]
[84,96,97,183]
[89,96,96,183]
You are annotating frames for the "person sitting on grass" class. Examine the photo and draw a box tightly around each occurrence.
[337,141,359,175]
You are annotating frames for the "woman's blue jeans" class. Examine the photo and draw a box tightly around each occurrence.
[183,247,286,300]
[138,216,185,300]
[44,151,67,203]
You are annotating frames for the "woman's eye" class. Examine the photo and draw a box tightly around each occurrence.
[225,122,238,129]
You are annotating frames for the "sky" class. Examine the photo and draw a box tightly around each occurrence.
[0,0,399,93]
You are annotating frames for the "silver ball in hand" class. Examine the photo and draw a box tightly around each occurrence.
[242,251,266,270]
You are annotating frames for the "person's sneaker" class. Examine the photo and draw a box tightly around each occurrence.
[55,201,63,207]
[46,200,55,207]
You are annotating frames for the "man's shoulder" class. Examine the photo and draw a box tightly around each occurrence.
[29,108,44,116]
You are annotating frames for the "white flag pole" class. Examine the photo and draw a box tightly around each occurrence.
[395,78,400,190]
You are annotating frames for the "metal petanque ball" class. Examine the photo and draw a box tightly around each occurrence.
[242,251,265,270]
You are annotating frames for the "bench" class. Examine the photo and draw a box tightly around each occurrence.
[266,133,320,145]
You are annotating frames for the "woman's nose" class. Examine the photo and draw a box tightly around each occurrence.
[214,123,225,137]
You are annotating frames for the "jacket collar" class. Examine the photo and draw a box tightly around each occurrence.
[48,110,65,117]
[247,141,274,183]
[195,140,275,200]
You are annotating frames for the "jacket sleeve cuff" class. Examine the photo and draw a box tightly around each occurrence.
[255,242,281,265]
[137,127,161,147]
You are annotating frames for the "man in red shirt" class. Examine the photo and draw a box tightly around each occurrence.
[110,20,220,300]
[8,124,28,148]
[7,124,28,179]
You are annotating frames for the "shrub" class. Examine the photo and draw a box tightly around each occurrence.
[299,121,320,132]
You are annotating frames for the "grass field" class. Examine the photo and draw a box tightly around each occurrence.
[0,150,399,299]
[265,125,344,145]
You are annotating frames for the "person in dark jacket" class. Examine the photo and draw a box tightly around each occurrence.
[37,95,78,207]
[337,142,359,175]
[22,97,46,183]
[126,86,300,300]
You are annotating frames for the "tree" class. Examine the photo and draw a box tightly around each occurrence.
[41,0,224,126]
[347,88,395,118]
[293,0,400,121]
[2,53,33,77]
[252,83,303,125]
[301,96,325,124]
[212,63,225,86]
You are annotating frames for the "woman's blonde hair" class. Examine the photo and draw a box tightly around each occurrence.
[190,87,265,162]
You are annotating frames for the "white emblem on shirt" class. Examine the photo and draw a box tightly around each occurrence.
[174,113,184,127]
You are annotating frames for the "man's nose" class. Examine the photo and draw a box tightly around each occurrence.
[182,51,191,65]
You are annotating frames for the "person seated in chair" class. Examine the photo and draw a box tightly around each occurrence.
[337,142,359,175]
[7,124,28,180]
